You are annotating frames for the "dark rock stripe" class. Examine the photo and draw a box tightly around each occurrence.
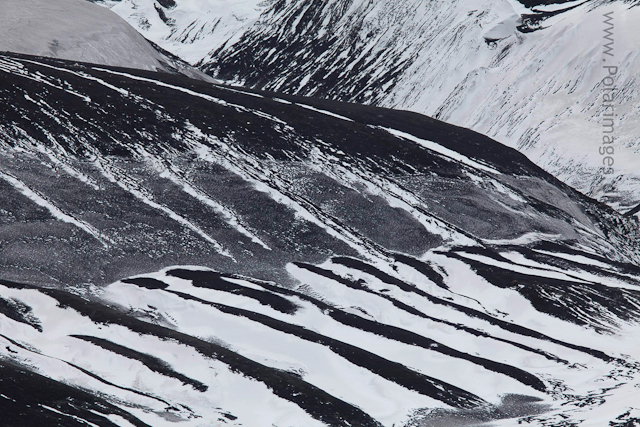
[490,245,622,279]
[0,297,42,332]
[530,241,640,277]
[624,203,640,218]
[390,252,449,290]
[175,266,547,391]
[0,360,150,427]
[167,269,300,314]
[0,282,383,427]
[0,332,175,408]
[327,258,615,362]
[445,251,640,334]
[167,289,490,408]
[292,262,570,365]
[70,335,209,392]
[121,277,170,290]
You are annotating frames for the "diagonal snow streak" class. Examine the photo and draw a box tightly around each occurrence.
[185,125,392,264]
[295,103,354,122]
[19,58,130,97]
[0,170,110,247]
[92,67,287,124]
[139,149,271,250]
[94,159,235,260]
[0,57,92,103]
[305,146,478,247]
[382,127,501,175]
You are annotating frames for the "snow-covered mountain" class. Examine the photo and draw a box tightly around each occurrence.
[88,0,269,65]
[92,0,640,214]
[0,0,211,80]
[1,52,640,426]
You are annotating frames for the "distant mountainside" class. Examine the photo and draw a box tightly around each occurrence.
[89,0,269,64]
[1,0,210,80]
[1,51,640,427]
[92,0,640,215]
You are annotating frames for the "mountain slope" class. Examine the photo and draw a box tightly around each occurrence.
[1,52,640,426]
[93,0,640,213]
[0,0,210,80]
[202,0,640,213]
[1,51,638,285]
[90,0,269,65]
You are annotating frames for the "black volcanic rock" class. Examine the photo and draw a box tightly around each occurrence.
[1,52,637,286]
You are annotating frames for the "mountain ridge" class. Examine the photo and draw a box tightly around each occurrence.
[91,0,640,214]
[0,0,212,81]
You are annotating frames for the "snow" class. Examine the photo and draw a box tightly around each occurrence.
[92,67,283,125]
[94,158,234,259]
[454,251,592,284]
[531,0,588,13]
[2,46,640,427]
[96,0,267,65]
[41,406,100,427]
[0,0,168,71]
[0,170,110,247]
[304,148,479,247]
[532,249,613,270]
[139,149,271,250]
[386,1,640,210]
[383,127,501,175]
[2,242,640,426]
[0,57,92,103]
[483,14,519,41]
[188,132,395,262]
[0,283,326,427]
[296,103,355,122]
[104,280,446,425]
[132,0,640,211]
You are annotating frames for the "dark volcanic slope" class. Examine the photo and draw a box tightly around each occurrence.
[1,52,640,426]
[0,51,637,287]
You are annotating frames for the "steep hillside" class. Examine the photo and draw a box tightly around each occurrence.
[1,52,640,426]
[1,0,209,79]
[91,0,640,213]
[202,0,640,214]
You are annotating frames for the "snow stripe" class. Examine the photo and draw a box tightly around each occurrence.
[94,159,234,260]
[0,170,110,247]
[139,150,271,250]
[382,127,501,174]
